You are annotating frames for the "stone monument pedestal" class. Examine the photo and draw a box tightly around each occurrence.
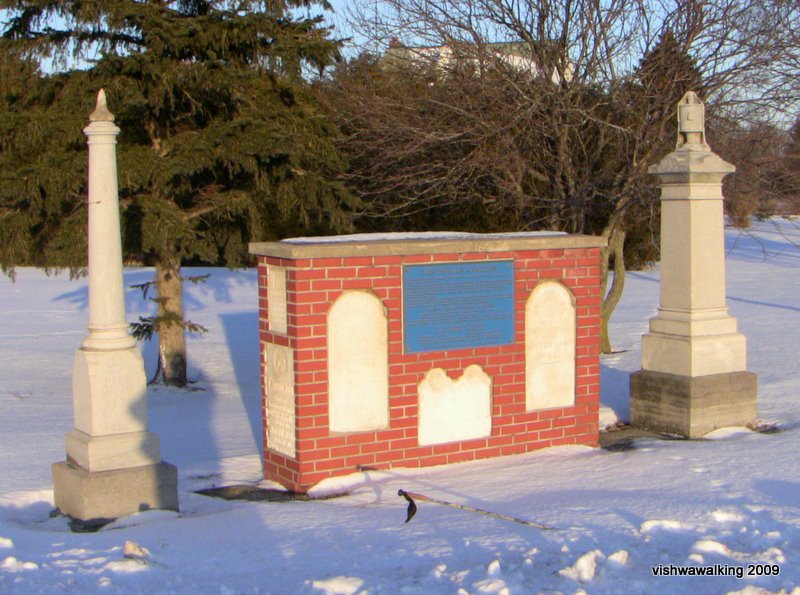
[53,461,178,526]
[53,347,178,524]
[631,370,757,438]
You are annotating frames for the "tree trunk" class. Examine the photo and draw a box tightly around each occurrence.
[600,226,626,354]
[154,257,188,387]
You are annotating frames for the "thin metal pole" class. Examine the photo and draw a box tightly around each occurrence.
[398,489,554,530]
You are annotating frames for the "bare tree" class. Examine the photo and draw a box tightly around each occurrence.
[710,119,793,225]
[326,0,799,352]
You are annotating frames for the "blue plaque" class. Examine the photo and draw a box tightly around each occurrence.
[403,261,515,353]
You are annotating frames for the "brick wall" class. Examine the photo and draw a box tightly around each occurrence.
[257,245,602,492]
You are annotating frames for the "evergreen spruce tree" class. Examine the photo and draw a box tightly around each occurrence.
[0,1,356,385]
[633,29,704,145]
[588,28,705,352]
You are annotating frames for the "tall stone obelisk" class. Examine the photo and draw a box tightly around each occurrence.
[630,92,757,438]
[52,90,178,525]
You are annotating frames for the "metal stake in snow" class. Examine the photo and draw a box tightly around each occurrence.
[398,489,554,530]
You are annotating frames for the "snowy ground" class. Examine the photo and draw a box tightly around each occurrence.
[1,218,799,594]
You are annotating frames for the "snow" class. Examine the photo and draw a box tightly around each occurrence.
[282,230,564,243]
[1,218,800,594]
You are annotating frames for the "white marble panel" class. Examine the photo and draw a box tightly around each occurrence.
[267,265,287,335]
[265,343,296,457]
[526,282,576,410]
[418,365,492,445]
[328,291,389,432]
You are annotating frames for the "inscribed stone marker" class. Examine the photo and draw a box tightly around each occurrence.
[265,343,296,457]
[328,291,389,433]
[267,265,288,335]
[418,365,492,445]
[526,282,576,410]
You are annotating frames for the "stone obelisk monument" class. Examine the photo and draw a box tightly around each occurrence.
[52,90,178,525]
[630,92,757,438]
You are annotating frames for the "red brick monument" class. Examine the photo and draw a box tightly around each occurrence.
[250,232,606,491]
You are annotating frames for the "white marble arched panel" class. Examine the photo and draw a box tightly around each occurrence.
[328,291,389,432]
[526,282,576,410]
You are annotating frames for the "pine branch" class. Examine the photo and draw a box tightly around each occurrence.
[130,314,207,342]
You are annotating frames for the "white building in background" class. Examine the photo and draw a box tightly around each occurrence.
[384,37,572,84]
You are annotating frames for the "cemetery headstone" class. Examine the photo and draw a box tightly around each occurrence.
[630,92,757,437]
[52,91,178,525]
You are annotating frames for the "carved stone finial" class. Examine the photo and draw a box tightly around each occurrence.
[676,91,708,150]
[89,89,115,122]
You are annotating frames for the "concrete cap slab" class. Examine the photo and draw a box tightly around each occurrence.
[250,231,606,259]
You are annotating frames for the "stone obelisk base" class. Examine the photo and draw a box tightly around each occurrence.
[53,460,178,527]
[630,370,757,438]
